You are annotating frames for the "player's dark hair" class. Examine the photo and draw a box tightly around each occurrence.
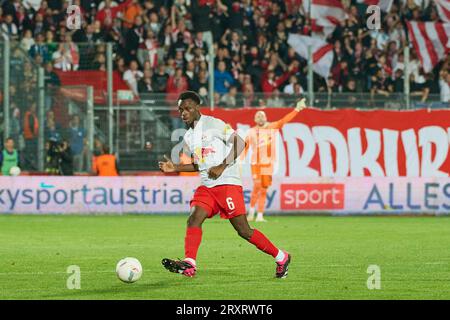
[178,91,201,106]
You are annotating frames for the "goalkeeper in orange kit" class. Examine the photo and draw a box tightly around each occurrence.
[242,98,307,222]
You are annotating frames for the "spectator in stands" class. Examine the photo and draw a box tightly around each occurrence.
[125,16,145,62]
[20,29,35,52]
[147,11,162,35]
[52,43,73,71]
[220,86,238,108]
[166,67,189,99]
[114,55,127,73]
[1,14,18,40]
[214,61,234,95]
[96,0,132,29]
[31,12,47,37]
[123,0,143,29]
[261,63,297,96]
[123,60,144,96]
[439,70,450,103]
[44,62,61,110]
[67,115,86,173]
[343,78,359,107]
[410,72,430,103]
[152,64,169,93]
[29,33,49,62]
[59,140,74,176]
[267,89,285,107]
[166,67,189,129]
[92,53,107,71]
[63,34,80,70]
[9,105,21,145]
[138,30,159,68]
[283,75,302,95]
[191,69,209,97]
[371,69,391,98]
[45,118,62,143]
[23,103,39,170]
[45,30,58,59]
[138,69,154,95]
[93,145,119,176]
[45,138,60,175]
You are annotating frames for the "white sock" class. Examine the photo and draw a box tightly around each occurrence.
[275,250,286,263]
[256,212,264,219]
[183,258,196,267]
[248,207,255,217]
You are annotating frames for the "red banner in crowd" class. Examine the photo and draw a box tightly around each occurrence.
[201,108,450,177]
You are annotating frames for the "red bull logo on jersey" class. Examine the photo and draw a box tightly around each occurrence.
[201,147,216,158]
[193,147,216,163]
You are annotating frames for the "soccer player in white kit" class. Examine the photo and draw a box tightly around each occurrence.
[159,91,291,278]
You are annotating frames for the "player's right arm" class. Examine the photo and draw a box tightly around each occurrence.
[159,155,199,173]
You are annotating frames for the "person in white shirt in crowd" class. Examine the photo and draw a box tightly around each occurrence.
[52,43,73,71]
[123,60,144,96]
[283,75,303,95]
[20,29,35,52]
[98,0,118,10]
[439,70,450,103]
[1,14,18,40]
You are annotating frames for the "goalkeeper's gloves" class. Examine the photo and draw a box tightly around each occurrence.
[295,98,307,112]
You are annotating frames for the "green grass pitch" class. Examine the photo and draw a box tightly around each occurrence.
[0,215,449,300]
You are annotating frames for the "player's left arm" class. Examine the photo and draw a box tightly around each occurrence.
[272,98,307,129]
[208,126,246,180]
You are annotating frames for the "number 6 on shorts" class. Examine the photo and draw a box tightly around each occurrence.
[226,197,235,210]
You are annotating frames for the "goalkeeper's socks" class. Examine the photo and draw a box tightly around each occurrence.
[248,207,255,220]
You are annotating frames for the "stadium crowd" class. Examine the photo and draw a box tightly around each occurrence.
[0,0,449,173]
[0,0,448,106]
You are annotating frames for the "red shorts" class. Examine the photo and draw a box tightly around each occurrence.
[190,184,246,219]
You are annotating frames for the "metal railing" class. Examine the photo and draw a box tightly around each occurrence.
[138,92,448,110]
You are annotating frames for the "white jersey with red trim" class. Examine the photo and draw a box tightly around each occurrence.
[183,115,242,188]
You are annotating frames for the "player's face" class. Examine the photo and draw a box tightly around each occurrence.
[254,111,267,127]
[178,99,200,127]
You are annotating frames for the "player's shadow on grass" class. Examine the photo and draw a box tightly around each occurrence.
[41,281,173,299]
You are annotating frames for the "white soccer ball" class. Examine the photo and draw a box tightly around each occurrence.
[9,166,21,176]
[116,257,142,283]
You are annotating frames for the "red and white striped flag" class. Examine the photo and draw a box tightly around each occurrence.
[287,33,334,78]
[302,0,348,36]
[434,0,450,22]
[406,21,450,73]
[357,0,393,12]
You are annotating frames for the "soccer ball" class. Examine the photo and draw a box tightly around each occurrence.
[116,257,142,283]
[9,166,21,176]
